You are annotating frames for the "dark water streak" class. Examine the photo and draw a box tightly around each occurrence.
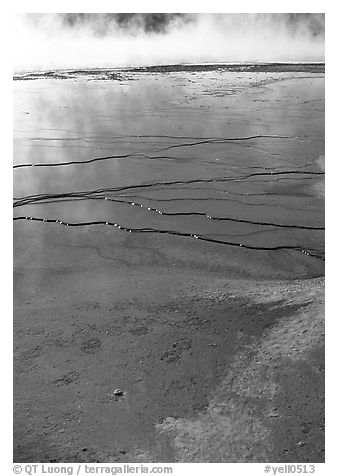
[13,216,324,261]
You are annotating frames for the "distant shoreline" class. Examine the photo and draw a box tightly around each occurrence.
[13,62,325,79]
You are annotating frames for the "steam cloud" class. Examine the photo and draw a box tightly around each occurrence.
[14,13,324,72]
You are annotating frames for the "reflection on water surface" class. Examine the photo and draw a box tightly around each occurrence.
[13,67,325,272]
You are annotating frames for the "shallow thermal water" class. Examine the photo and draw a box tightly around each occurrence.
[13,66,325,274]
